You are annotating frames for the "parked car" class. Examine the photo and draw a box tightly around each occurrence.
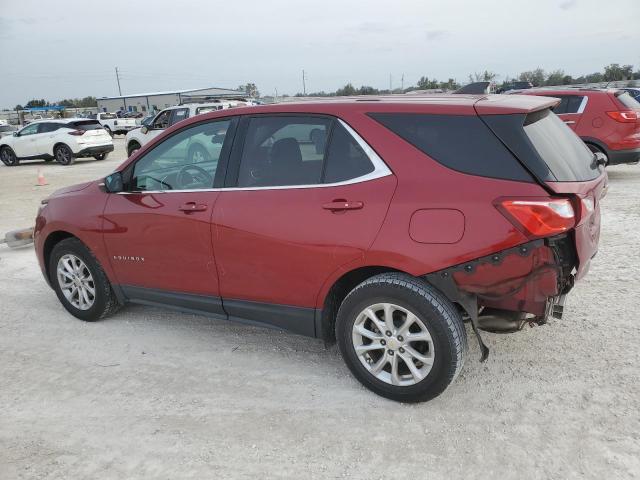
[95,112,137,136]
[517,88,640,165]
[34,95,605,402]
[125,101,244,156]
[621,87,640,102]
[0,123,18,139]
[496,81,533,94]
[0,119,113,166]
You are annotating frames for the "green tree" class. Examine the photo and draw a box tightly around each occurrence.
[603,63,634,81]
[335,83,357,96]
[14,104,23,110]
[519,68,545,87]
[417,76,439,89]
[25,99,47,108]
[545,69,565,86]
[238,83,260,97]
[469,71,497,83]
[438,78,460,90]
[357,85,378,95]
[584,72,604,83]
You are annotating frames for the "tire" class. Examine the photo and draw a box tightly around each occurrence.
[0,146,19,166]
[104,126,113,137]
[336,272,467,403]
[49,237,121,321]
[127,142,141,157]
[94,153,108,160]
[54,144,75,165]
[188,144,210,163]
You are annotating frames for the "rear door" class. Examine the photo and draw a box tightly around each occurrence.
[34,122,61,155]
[212,115,396,335]
[553,94,587,131]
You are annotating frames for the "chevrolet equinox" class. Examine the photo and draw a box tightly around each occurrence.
[35,95,606,402]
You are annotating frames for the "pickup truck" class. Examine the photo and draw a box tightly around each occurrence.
[94,112,137,136]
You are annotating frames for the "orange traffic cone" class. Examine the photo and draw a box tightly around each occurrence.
[36,169,48,186]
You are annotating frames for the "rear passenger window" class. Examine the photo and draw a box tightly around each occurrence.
[323,123,374,183]
[37,123,59,133]
[237,116,331,187]
[565,96,584,113]
[369,113,532,182]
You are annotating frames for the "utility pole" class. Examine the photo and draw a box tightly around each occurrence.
[115,67,122,96]
[401,73,404,92]
[302,69,307,95]
[389,73,392,93]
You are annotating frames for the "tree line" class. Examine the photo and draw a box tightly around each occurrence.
[294,63,640,97]
[14,96,98,111]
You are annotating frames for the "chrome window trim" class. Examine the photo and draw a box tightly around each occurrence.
[117,118,392,195]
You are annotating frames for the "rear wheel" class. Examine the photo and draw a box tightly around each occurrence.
[54,144,74,165]
[0,146,18,166]
[336,273,467,403]
[49,237,120,321]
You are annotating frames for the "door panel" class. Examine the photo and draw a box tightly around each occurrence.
[13,124,40,157]
[212,175,397,308]
[103,191,221,296]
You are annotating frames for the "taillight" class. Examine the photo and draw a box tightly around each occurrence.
[606,110,640,123]
[497,198,575,237]
[67,130,85,136]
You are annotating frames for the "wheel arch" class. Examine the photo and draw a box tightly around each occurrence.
[52,141,72,156]
[42,230,78,281]
[317,265,407,342]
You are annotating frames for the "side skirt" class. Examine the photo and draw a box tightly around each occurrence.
[119,285,318,338]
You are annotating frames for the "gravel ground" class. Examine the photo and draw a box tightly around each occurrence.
[0,138,639,479]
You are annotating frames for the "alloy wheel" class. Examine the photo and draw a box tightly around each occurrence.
[56,254,96,310]
[352,303,435,386]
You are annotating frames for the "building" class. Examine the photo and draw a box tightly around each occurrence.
[96,86,247,114]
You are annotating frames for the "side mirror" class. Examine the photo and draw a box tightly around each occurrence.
[13,132,18,137]
[141,126,149,134]
[593,151,607,168]
[104,172,124,193]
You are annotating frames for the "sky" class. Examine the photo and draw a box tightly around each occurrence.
[0,0,638,108]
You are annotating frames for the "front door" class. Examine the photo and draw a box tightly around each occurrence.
[13,123,40,157]
[212,115,396,335]
[102,117,237,311]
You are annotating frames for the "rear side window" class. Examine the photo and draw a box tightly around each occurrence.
[170,108,189,126]
[615,91,640,110]
[522,109,598,181]
[324,123,374,183]
[369,113,532,182]
[68,120,103,131]
[553,95,585,114]
[37,123,60,133]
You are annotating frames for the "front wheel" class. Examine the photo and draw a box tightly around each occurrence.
[336,273,467,403]
[49,237,120,321]
[0,146,19,166]
[54,144,75,165]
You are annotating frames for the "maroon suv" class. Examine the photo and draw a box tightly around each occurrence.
[34,94,605,402]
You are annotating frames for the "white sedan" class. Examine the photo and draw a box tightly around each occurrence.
[0,119,114,166]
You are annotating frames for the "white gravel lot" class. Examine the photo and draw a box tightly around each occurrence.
[0,138,639,479]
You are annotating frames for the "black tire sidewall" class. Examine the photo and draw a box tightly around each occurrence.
[55,145,74,165]
[94,153,107,160]
[1,147,18,166]
[336,278,464,402]
[49,239,110,321]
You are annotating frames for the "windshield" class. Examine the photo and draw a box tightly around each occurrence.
[523,109,599,181]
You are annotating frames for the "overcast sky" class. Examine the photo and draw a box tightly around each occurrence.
[0,0,638,107]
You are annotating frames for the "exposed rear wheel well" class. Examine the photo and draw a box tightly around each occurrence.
[320,266,402,342]
[43,231,76,280]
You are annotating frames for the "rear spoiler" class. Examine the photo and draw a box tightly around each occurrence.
[474,95,561,116]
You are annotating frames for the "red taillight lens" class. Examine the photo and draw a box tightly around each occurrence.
[497,198,575,237]
[68,129,85,136]
[606,110,640,123]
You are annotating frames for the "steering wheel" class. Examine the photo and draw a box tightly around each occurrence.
[176,164,213,189]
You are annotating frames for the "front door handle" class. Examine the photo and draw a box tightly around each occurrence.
[179,202,207,213]
[322,200,364,211]
[563,120,576,125]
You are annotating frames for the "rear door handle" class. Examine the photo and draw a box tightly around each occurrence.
[563,120,576,125]
[179,202,207,213]
[322,200,364,211]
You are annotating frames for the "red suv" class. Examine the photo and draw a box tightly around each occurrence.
[35,95,606,402]
[518,88,640,165]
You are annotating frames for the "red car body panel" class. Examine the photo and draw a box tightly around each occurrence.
[34,94,604,337]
